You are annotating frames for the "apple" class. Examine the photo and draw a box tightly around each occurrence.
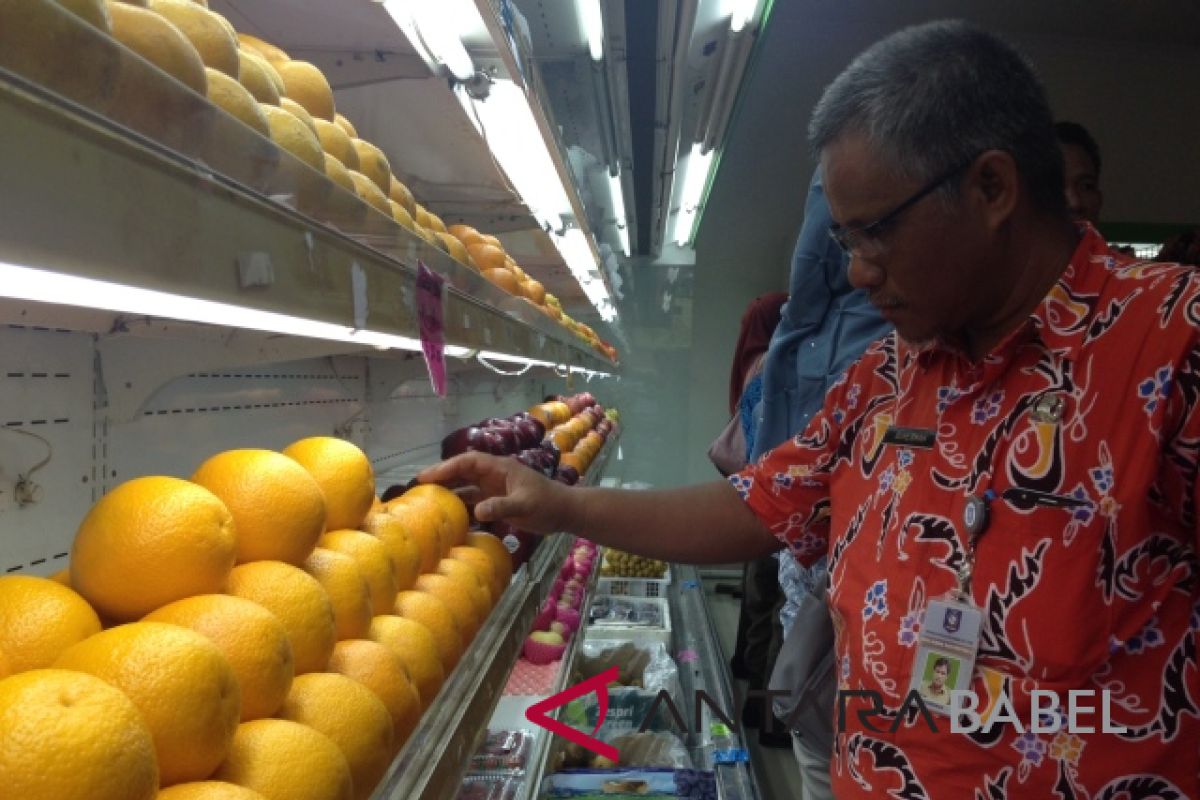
[550,621,569,637]
[487,520,540,566]
[529,630,564,646]
[441,426,483,458]
[512,416,546,448]
[556,465,580,486]
[576,392,597,408]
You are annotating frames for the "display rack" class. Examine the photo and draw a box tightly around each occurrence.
[0,63,615,373]
[374,432,622,800]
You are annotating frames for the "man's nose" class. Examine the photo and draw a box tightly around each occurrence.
[847,254,885,291]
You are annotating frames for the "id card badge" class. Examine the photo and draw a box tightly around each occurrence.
[908,596,983,715]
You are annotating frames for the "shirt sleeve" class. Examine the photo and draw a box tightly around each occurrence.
[730,337,890,567]
[1160,342,1200,545]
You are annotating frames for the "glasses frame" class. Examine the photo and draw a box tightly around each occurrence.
[827,156,977,257]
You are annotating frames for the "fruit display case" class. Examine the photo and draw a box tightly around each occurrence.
[0,1,617,373]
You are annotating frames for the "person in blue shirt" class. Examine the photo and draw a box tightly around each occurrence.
[749,171,889,798]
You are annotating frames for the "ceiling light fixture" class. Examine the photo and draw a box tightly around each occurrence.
[0,262,474,356]
[578,0,605,62]
[382,0,476,81]
[608,171,631,257]
[672,143,713,247]
[729,0,760,33]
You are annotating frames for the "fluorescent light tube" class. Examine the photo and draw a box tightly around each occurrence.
[579,0,605,62]
[673,143,713,246]
[384,0,475,81]
[0,262,476,356]
[477,350,557,368]
[730,0,759,32]
[608,171,630,257]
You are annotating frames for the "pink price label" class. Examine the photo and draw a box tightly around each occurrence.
[416,262,447,397]
[677,649,699,664]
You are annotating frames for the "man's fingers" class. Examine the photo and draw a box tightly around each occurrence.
[475,493,525,523]
[417,451,497,487]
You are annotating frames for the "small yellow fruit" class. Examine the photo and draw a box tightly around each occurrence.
[360,512,421,592]
[191,449,326,566]
[302,548,371,642]
[319,531,398,616]
[237,48,282,104]
[56,622,241,786]
[277,673,393,800]
[333,112,358,139]
[324,154,356,194]
[389,200,416,232]
[144,594,294,721]
[108,2,207,95]
[261,103,324,171]
[327,640,421,751]
[368,615,445,711]
[70,476,236,623]
[237,33,289,64]
[0,576,101,672]
[282,437,375,531]
[349,139,391,194]
[276,60,335,121]
[349,169,392,216]
[279,96,318,137]
[387,176,416,216]
[158,782,268,800]
[205,68,269,136]
[0,668,158,800]
[226,561,336,675]
[214,719,352,800]
[313,118,359,171]
[146,0,237,77]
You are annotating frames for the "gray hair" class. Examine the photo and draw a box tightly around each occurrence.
[809,20,1065,214]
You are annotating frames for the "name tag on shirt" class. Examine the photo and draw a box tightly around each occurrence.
[882,426,936,449]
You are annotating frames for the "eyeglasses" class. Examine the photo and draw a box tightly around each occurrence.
[827,157,976,257]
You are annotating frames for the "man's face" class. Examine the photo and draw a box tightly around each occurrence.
[822,134,997,347]
[1061,143,1102,225]
[932,663,949,687]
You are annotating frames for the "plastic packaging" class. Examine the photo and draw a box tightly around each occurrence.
[456,774,523,800]
[467,729,535,773]
[574,639,680,696]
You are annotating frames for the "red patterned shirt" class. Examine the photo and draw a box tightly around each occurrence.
[733,226,1200,799]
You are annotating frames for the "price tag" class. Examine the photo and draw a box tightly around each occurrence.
[416,262,447,397]
[677,649,699,664]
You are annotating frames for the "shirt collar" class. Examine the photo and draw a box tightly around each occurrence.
[905,223,1115,369]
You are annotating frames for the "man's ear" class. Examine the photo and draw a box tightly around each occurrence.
[966,150,1019,231]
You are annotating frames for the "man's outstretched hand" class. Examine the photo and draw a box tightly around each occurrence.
[417,452,577,534]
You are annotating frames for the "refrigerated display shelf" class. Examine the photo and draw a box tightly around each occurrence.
[0,58,615,373]
[376,432,620,800]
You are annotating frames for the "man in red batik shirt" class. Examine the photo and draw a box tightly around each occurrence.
[422,20,1200,799]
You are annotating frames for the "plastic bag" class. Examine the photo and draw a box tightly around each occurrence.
[573,639,679,696]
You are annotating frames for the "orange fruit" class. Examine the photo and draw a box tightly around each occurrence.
[0,576,101,673]
[479,234,502,248]
[349,139,391,194]
[277,673,393,800]
[360,512,421,591]
[191,449,327,566]
[401,484,469,549]
[318,531,398,616]
[205,68,269,136]
[278,96,318,137]
[436,232,472,268]
[392,590,461,672]
[70,476,236,623]
[481,268,521,295]
[147,0,239,78]
[382,501,447,573]
[48,569,72,587]
[0,668,158,800]
[237,33,289,64]
[283,437,375,531]
[448,546,504,601]
[213,719,352,800]
[334,112,358,138]
[262,104,323,171]
[313,118,359,171]
[388,177,415,216]
[520,278,546,305]
[144,594,294,721]
[435,558,491,616]
[108,2,206,95]
[0,649,10,679]
[467,243,507,272]
[226,561,335,675]
[327,640,421,751]
[56,622,240,786]
[275,60,335,121]
[349,169,392,215]
[389,200,416,232]
[237,47,281,105]
[158,782,268,800]
[367,615,445,710]
[302,549,371,642]
[414,573,479,645]
[324,154,356,194]
[447,224,484,246]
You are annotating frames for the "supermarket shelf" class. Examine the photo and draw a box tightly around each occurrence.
[377,432,621,800]
[671,564,764,800]
[0,59,615,373]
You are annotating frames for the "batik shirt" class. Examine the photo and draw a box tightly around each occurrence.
[732,227,1200,799]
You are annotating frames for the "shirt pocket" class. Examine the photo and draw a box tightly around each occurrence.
[973,499,1112,686]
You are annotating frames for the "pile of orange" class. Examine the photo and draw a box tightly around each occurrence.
[0,432,517,799]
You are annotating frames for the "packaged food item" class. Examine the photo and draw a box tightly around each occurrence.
[468,729,534,773]
[542,766,714,797]
[456,774,523,800]
[552,731,692,771]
